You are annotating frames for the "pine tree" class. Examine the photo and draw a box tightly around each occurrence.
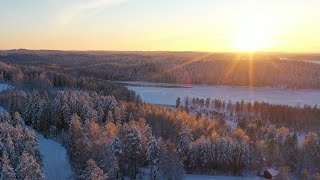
[80,159,108,180]
[283,133,299,171]
[4,132,15,160]
[9,91,19,116]
[16,152,44,180]
[178,127,193,160]
[184,97,190,109]
[301,132,320,174]
[112,137,123,157]
[68,114,86,171]
[119,123,143,178]
[23,94,33,125]
[176,97,181,108]
[158,139,185,180]
[31,90,41,128]
[62,102,72,129]
[106,110,114,124]
[12,111,23,127]
[99,147,119,179]
[0,151,16,180]
[127,128,143,178]
[147,136,160,180]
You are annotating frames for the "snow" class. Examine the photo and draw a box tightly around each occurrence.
[0,83,13,114]
[0,105,74,179]
[184,175,265,180]
[225,119,238,130]
[0,83,75,180]
[122,81,320,106]
[0,83,13,92]
[138,167,151,179]
[266,168,279,177]
[297,133,306,145]
[303,60,320,65]
[36,132,75,180]
[0,106,6,114]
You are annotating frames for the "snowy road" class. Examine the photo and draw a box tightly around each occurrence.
[36,132,74,180]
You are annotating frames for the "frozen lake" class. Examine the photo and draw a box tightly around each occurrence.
[303,60,320,64]
[121,81,320,106]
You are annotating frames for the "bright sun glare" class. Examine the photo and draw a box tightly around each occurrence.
[233,19,273,52]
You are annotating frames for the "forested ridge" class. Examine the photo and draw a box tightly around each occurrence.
[0,54,320,179]
[1,50,320,89]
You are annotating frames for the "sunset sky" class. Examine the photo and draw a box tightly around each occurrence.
[1,0,319,52]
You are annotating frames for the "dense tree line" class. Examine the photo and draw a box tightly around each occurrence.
[8,90,185,179]
[0,61,137,101]
[131,103,320,178]
[1,51,320,89]
[0,112,44,179]
[183,97,320,130]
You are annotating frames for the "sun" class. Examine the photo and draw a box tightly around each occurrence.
[233,19,273,52]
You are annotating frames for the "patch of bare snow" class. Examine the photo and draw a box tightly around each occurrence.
[225,118,238,130]
[0,83,13,92]
[36,132,75,180]
[297,133,306,145]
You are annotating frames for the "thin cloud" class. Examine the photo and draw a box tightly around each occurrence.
[58,0,126,24]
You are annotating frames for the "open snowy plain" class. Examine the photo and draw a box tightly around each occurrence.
[122,81,320,106]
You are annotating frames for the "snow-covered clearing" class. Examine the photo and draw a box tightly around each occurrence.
[0,106,6,114]
[123,81,320,107]
[225,118,238,130]
[0,83,12,114]
[36,132,74,180]
[0,83,13,92]
[184,174,265,180]
[297,133,306,145]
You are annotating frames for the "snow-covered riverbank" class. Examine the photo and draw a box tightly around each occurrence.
[36,132,74,180]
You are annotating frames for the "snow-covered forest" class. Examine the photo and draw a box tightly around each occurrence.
[0,51,320,180]
[0,113,44,179]
[1,50,320,89]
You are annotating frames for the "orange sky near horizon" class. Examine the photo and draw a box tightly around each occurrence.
[1,0,320,53]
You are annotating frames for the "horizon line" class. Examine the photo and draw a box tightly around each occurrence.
[1,48,320,55]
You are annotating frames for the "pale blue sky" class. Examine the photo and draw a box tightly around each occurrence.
[1,0,319,52]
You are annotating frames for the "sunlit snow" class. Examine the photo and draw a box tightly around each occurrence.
[123,81,320,106]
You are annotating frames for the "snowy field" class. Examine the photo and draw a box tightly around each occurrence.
[122,81,320,106]
[0,83,13,92]
[36,132,74,180]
